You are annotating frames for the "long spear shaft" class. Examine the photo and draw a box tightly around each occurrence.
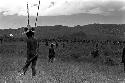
[27,2,30,26]
[35,0,40,27]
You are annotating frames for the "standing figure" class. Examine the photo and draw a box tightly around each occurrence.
[122,47,125,72]
[0,37,3,44]
[48,43,55,63]
[55,41,58,48]
[62,43,65,48]
[21,28,39,77]
[91,43,99,58]
[45,41,49,46]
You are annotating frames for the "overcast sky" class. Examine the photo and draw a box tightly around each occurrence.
[0,0,125,29]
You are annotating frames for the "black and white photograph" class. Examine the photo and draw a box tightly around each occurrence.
[0,0,125,83]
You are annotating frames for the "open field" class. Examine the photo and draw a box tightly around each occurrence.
[0,40,125,83]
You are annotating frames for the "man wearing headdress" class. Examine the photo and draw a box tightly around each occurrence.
[21,25,39,77]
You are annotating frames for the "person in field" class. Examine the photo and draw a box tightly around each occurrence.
[0,37,3,44]
[48,43,55,63]
[21,27,39,77]
[122,47,125,72]
[45,40,49,46]
[91,43,99,58]
[55,41,58,48]
[62,43,65,48]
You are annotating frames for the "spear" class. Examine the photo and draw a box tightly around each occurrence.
[35,0,41,28]
[27,2,30,27]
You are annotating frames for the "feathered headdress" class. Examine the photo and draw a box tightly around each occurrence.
[23,25,35,37]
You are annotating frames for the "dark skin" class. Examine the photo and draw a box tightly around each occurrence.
[48,44,55,63]
[122,47,125,63]
[121,47,125,72]
[22,30,39,76]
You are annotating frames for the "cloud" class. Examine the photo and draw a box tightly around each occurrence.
[0,0,124,16]
[120,6,125,11]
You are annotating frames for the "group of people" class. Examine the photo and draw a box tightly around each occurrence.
[18,25,125,77]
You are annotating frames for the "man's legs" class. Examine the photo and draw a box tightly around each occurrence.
[48,54,51,62]
[22,59,31,75]
[31,56,38,76]
[49,55,55,63]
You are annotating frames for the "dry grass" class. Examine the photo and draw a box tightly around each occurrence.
[0,41,125,83]
[0,56,125,83]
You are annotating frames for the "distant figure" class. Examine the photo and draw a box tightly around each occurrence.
[0,38,3,44]
[48,43,55,63]
[45,41,49,46]
[21,28,39,77]
[55,41,58,48]
[91,43,99,58]
[62,43,65,48]
[122,47,125,72]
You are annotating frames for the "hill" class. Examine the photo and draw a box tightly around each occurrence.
[0,24,125,41]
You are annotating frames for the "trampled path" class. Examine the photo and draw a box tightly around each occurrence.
[0,56,125,83]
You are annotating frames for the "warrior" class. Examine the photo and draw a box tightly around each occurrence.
[122,47,125,72]
[20,27,39,77]
[48,43,55,63]
[91,43,99,58]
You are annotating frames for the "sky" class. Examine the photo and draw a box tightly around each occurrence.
[0,0,125,29]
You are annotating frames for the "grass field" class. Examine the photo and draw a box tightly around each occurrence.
[0,41,125,83]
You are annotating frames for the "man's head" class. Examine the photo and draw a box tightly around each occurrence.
[24,25,35,38]
[50,43,55,48]
[26,30,35,38]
